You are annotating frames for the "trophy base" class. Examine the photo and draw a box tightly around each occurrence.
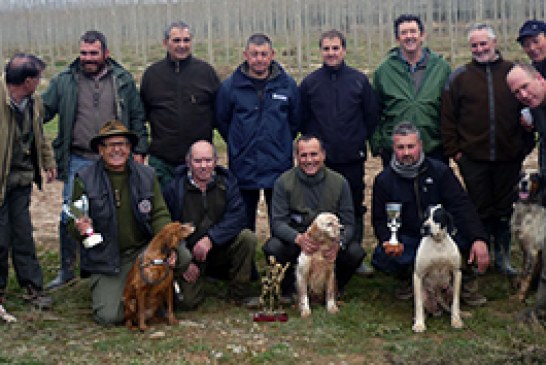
[83,234,103,249]
[252,312,288,322]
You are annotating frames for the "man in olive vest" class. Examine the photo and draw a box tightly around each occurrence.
[262,135,364,301]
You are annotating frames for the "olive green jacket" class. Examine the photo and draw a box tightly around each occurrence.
[0,77,55,205]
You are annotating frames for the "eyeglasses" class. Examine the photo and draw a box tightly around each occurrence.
[102,141,130,149]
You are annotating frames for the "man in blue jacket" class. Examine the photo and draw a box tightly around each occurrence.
[163,140,257,309]
[215,33,300,231]
[300,29,379,275]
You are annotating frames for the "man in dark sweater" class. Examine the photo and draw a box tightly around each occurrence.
[299,29,379,276]
[441,23,532,276]
[140,21,220,188]
[263,135,364,300]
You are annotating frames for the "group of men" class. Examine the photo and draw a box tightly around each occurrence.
[1,14,546,326]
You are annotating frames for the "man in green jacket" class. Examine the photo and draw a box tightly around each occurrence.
[42,30,149,291]
[0,54,56,309]
[372,14,451,166]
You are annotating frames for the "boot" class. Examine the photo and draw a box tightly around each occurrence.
[493,217,517,276]
[45,221,77,291]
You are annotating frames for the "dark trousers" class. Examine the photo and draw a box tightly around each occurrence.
[262,236,365,295]
[239,188,273,231]
[327,161,366,247]
[0,185,44,290]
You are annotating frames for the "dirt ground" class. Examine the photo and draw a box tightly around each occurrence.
[29,151,538,256]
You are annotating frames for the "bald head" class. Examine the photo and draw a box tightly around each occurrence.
[506,64,546,108]
[186,140,217,188]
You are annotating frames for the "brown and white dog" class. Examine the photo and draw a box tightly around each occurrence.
[296,212,341,318]
[413,204,463,333]
[123,221,194,331]
[511,170,545,302]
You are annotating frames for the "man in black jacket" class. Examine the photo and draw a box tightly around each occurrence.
[141,21,220,187]
[163,140,257,309]
[299,29,379,276]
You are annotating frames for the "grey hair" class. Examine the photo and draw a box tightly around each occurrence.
[467,23,496,41]
[392,121,421,141]
[246,33,273,50]
[164,21,192,40]
[185,140,218,164]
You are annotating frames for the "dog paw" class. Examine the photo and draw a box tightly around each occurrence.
[412,322,426,333]
[327,303,339,314]
[167,317,178,326]
[301,308,311,318]
[451,317,464,329]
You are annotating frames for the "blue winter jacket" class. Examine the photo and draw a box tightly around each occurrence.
[215,61,301,189]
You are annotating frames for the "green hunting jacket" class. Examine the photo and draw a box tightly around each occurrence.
[42,58,148,181]
[0,77,55,205]
[371,47,451,155]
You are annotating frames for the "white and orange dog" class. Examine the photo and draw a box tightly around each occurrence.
[511,170,545,301]
[296,212,341,318]
[413,204,463,333]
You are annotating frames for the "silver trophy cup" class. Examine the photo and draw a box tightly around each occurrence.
[63,195,103,248]
[386,202,402,246]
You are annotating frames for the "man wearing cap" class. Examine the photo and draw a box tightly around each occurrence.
[69,120,191,325]
[517,20,546,78]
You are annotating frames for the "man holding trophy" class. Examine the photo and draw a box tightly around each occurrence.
[68,120,191,325]
[371,122,490,305]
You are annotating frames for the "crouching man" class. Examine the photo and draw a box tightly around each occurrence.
[70,120,191,324]
[163,140,257,309]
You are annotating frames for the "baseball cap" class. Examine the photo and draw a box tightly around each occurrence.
[517,20,546,43]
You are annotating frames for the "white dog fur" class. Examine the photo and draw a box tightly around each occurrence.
[296,212,341,318]
[413,204,463,333]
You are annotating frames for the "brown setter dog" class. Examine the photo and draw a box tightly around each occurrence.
[123,221,194,331]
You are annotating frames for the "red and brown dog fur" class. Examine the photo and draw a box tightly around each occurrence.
[123,222,194,331]
[296,212,342,318]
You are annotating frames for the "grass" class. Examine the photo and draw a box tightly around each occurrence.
[1,240,545,364]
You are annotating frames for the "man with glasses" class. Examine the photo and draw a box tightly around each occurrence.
[42,30,149,291]
[0,53,56,309]
[216,33,300,231]
[140,21,220,187]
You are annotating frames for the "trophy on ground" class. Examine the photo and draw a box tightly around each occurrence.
[62,195,103,248]
[386,202,402,246]
[253,256,290,322]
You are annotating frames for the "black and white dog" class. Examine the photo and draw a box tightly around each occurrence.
[511,170,545,301]
[413,204,463,333]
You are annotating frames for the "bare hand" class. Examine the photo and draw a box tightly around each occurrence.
[133,154,145,164]
[468,239,490,273]
[295,233,319,255]
[167,251,177,268]
[192,236,212,262]
[383,241,404,257]
[75,216,93,236]
[182,263,200,283]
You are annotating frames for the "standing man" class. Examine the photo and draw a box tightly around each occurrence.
[70,120,185,324]
[140,21,220,188]
[42,30,149,291]
[0,54,56,309]
[263,135,364,300]
[441,24,531,275]
[372,14,451,166]
[299,29,379,275]
[163,140,257,309]
[517,20,546,78]
[216,33,301,231]
[372,122,489,305]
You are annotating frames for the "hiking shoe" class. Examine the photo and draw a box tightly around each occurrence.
[355,262,375,277]
[280,294,297,306]
[45,272,77,292]
[461,290,487,307]
[516,308,546,327]
[242,296,262,309]
[24,285,53,310]
[495,264,518,277]
[394,280,413,301]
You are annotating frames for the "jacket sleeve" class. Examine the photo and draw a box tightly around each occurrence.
[270,177,299,244]
[288,78,301,138]
[41,76,60,123]
[361,75,380,142]
[440,168,488,251]
[371,173,391,244]
[214,78,233,142]
[162,176,180,221]
[125,77,149,155]
[338,179,355,244]
[299,79,309,134]
[150,177,172,235]
[440,70,461,158]
[207,174,247,246]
